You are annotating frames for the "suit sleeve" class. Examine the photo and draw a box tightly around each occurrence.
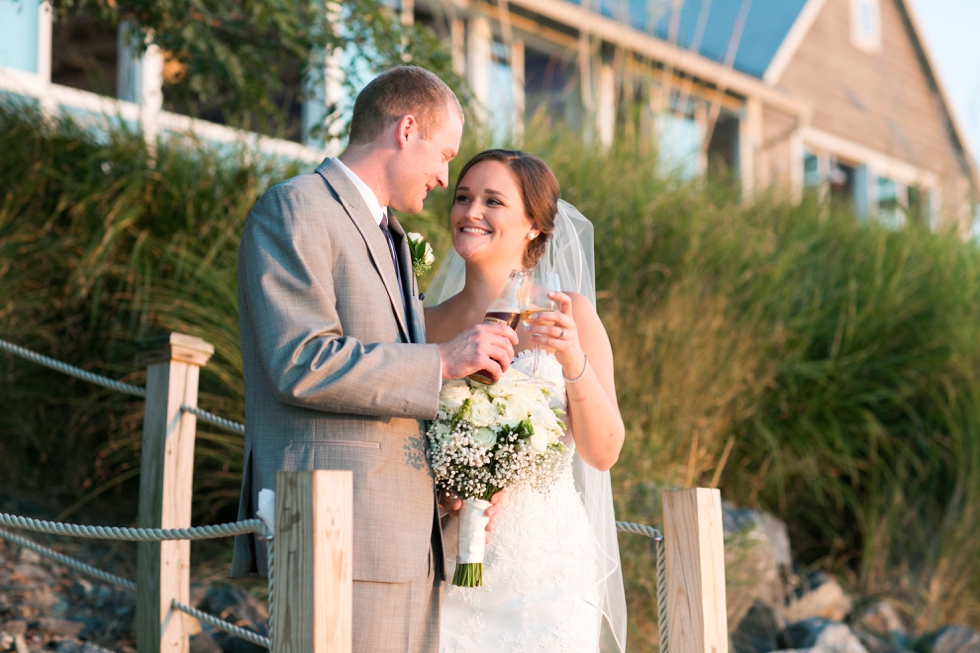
[238,182,442,419]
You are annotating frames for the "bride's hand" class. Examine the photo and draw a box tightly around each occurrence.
[525,291,587,380]
[439,489,506,540]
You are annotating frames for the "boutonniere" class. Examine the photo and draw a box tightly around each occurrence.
[407,232,435,278]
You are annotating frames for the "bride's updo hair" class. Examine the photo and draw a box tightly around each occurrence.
[454,149,559,270]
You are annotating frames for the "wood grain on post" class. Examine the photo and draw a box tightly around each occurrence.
[136,333,214,653]
[273,470,353,653]
[663,488,729,653]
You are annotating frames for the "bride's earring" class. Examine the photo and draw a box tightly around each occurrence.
[527,231,538,240]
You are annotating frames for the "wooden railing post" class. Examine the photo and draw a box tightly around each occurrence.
[273,470,353,653]
[136,333,214,653]
[662,488,729,653]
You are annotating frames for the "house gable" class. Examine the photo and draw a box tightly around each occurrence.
[771,0,973,185]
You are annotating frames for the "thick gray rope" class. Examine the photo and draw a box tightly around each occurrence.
[0,337,146,397]
[0,513,269,541]
[181,404,246,435]
[616,521,668,653]
[171,600,271,650]
[266,537,275,647]
[0,527,137,591]
[655,536,668,653]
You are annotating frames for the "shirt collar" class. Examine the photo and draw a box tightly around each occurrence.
[333,157,387,227]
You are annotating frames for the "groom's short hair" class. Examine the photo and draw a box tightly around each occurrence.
[348,66,463,146]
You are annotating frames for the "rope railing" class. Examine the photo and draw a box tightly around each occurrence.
[0,337,146,398]
[181,403,246,434]
[172,600,272,649]
[616,520,669,653]
[0,526,137,591]
[0,517,274,650]
[0,512,269,541]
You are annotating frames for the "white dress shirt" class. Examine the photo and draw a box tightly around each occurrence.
[334,157,387,225]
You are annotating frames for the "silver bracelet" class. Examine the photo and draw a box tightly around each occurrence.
[563,354,589,384]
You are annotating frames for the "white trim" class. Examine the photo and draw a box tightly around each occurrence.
[763,0,829,84]
[801,126,937,188]
[0,67,330,163]
[36,1,52,84]
[504,0,812,120]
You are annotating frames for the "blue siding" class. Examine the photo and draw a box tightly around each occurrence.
[0,0,40,74]
[564,0,808,79]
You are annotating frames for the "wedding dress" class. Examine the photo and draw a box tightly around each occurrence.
[439,350,602,653]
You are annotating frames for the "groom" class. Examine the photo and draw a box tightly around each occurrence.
[231,66,517,651]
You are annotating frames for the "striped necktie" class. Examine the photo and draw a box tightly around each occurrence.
[379,213,407,314]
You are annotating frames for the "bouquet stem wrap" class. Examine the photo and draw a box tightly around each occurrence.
[453,498,492,587]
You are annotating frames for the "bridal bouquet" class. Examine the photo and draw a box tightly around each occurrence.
[427,368,569,587]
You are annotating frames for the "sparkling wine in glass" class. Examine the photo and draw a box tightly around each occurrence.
[519,270,561,386]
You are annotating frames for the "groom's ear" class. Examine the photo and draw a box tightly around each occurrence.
[394,114,418,150]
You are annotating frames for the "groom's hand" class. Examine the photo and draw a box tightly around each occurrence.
[438,324,518,381]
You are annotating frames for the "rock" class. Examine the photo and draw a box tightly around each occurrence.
[17,550,41,565]
[783,574,852,623]
[724,505,795,629]
[731,600,788,653]
[0,623,26,638]
[857,602,907,646]
[923,626,980,653]
[55,642,109,653]
[10,565,47,581]
[190,634,223,653]
[31,619,86,638]
[785,618,869,653]
[12,636,27,653]
[0,635,13,652]
[196,585,269,653]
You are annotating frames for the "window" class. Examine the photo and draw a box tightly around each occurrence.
[654,113,701,180]
[876,176,905,229]
[850,0,882,53]
[488,40,515,146]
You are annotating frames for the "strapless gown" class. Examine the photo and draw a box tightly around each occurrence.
[440,351,602,652]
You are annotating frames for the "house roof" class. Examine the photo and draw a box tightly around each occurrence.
[563,0,809,78]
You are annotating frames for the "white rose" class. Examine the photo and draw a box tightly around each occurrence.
[528,428,549,453]
[440,384,471,413]
[486,369,521,398]
[423,241,435,265]
[493,397,525,429]
[407,232,423,245]
[529,405,561,439]
[471,427,497,449]
[468,393,496,427]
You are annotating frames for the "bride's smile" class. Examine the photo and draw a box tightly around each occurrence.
[450,160,535,266]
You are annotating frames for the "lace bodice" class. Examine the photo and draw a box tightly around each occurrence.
[441,350,601,652]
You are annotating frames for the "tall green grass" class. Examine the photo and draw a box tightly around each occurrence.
[3,101,980,644]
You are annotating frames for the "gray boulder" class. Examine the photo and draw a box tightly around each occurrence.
[782,618,870,653]
[921,626,980,653]
[725,504,795,629]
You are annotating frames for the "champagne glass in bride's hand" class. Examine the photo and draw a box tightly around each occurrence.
[519,270,561,387]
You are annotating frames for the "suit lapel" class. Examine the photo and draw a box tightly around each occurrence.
[315,159,410,339]
[387,212,427,344]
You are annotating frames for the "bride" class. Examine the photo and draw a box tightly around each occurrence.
[423,150,628,652]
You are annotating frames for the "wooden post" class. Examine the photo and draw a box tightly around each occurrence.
[273,470,353,653]
[662,488,729,653]
[136,333,214,653]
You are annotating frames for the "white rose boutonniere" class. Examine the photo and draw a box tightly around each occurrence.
[406,232,435,277]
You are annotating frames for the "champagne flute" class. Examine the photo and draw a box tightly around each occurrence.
[519,270,561,387]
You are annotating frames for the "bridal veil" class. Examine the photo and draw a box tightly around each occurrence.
[424,199,628,652]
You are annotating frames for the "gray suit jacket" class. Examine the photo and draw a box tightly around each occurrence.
[231,158,444,583]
